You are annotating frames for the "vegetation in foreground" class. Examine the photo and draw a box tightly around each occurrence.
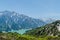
[0,20,60,40]
[0,32,60,40]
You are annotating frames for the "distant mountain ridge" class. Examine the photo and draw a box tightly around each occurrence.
[0,11,48,32]
[41,18,56,23]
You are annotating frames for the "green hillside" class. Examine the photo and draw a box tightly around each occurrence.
[0,32,60,40]
[25,20,60,37]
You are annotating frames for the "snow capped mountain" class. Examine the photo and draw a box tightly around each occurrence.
[0,11,47,32]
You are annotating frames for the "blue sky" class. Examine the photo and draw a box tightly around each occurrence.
[0,0,60,19]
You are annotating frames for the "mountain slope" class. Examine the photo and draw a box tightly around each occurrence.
[25,20,60,37]
[0,11,46,32]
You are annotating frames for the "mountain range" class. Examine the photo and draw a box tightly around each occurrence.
[0,11,59,40]
[0,11,54,32]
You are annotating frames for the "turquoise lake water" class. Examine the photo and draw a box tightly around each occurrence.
[9,29,29,34]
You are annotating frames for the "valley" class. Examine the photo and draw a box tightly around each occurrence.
[0,11,59,40]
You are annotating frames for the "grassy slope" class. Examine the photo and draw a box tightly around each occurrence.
[0,32,60,40]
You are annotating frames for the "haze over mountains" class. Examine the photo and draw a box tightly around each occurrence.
[42,18,55,23]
